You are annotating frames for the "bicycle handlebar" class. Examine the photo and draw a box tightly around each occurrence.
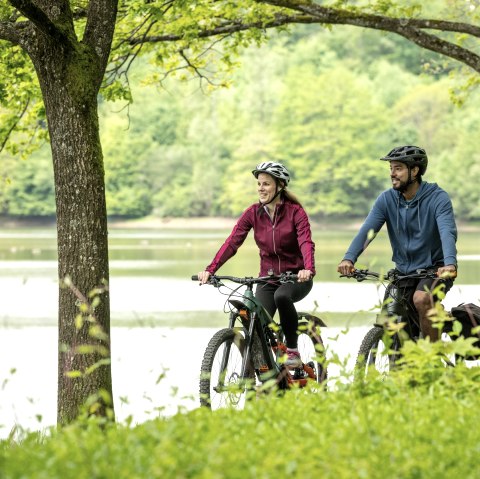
[191,272,299,285]
[340,268,438,282]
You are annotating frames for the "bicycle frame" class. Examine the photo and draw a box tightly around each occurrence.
[219,276,290,385]
[347,268,443,377]
[194,272,324,400]
[349,269,438,337]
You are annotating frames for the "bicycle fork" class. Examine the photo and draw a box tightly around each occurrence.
[213,311,259,394]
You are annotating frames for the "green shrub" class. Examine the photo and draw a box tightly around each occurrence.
[2,339,480,478]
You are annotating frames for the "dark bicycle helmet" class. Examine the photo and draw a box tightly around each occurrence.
[380,145,428,175]
[252,161,291,185]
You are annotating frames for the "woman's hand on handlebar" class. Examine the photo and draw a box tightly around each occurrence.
[197,271,211,284]
[297,269,313,282]
[337,259,355,276]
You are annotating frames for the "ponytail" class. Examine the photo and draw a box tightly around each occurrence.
[274,177,302,207]
[282,189,302,207]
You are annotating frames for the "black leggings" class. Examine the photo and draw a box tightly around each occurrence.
[255,280,313,349]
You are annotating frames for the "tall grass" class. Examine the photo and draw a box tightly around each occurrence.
[1,338,480,479]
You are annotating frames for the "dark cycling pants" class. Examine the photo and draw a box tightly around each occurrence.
[386,270,455,338]
[255,279,313,349]
[394,269,455,304]
[416,275,454,299]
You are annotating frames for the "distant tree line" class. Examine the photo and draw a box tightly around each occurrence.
[1,26,479,221]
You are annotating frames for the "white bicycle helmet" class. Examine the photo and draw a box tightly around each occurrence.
[252,162,290,186]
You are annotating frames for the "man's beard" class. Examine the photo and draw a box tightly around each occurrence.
[392,178,409,192]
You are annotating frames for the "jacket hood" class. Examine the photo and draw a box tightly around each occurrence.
[397,182,438,204]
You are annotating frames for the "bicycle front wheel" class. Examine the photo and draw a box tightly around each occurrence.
[199,328,255,410]
[355,326,399,380]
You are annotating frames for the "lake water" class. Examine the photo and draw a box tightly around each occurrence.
[0,225,479,437]
[0,325,370,437]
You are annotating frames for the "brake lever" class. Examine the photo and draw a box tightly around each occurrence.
[339,272,366,281]
[208,277,223,288]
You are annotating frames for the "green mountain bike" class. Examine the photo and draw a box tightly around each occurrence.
[191,272,327,410]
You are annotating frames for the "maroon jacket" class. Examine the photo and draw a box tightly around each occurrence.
[206,199,316,276]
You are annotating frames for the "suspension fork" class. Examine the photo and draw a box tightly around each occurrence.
[215,312,243,388]
[240,309,258,379]
[385,282,418,340]
[381,284,411,363]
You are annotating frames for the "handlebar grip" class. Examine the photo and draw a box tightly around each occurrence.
[191,275,199,281]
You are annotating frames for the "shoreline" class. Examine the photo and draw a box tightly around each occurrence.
[0,215,360,230]
[0,215,479,232]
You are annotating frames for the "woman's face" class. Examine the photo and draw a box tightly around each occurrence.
[257,172,278,204]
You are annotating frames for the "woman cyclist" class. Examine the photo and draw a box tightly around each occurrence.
[197,161,316,368]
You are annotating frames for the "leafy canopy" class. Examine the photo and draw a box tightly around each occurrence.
[1,0,480,155]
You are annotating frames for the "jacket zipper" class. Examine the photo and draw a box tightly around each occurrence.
[272,205,281,273]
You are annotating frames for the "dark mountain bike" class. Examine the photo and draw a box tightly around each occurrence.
[191,272,327,410]
[341,268,445,379]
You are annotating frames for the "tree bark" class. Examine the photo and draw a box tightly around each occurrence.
[31,42,113,424]
[6,0,118,425]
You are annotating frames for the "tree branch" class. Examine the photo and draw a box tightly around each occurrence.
[0,99,30,154]
[394,26,480,72]
[404,18,480,38]
[124,0,480,73]
[253,0,480,72]
[260,1,480,37]
[7,0,75,48]
[126,13,314,45]
[83,0,119,72]
[105,14,158,87]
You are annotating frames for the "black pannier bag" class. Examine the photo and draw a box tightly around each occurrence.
[450,303,480,358]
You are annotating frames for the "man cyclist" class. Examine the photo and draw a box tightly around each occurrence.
[337,145,457,340]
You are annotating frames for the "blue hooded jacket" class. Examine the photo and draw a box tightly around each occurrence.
[343,182,457,274]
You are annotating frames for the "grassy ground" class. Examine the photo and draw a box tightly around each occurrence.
[2,338,480,479]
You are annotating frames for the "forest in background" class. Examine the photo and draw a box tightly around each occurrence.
[1,24,479,221]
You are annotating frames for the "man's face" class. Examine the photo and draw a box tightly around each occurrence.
[389,161,410,191]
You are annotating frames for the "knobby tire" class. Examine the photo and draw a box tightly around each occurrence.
[199,327,254,410]
[355,326,398,380]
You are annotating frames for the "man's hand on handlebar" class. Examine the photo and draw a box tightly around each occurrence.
[437,265,457,279]
[337,259,355,277]
[197,271,211,284]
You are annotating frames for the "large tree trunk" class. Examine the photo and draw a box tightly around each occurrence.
[32,41,114,425]
[4,0,119,425]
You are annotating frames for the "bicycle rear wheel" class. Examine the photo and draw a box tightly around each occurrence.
[199,328,255,410]
[355,326,399,380]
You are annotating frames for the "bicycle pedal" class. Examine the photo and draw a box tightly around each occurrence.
[292,368,305,380]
